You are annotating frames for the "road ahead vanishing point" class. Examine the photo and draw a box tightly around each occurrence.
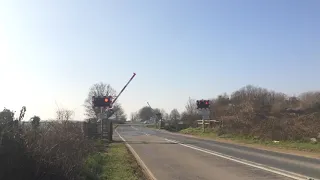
[115,125,320,180]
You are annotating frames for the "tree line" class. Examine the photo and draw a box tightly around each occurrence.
[133,85,320,141]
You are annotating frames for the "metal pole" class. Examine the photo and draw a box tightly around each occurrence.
[201,109,205,133]
[108,120,113,141]
[100,107,103,139]
[202,118,205,133]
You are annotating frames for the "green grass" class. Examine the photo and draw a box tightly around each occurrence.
[82,141,144,180]
[82,152,107,180]
[101,143,144,180]
[179,127,320,153]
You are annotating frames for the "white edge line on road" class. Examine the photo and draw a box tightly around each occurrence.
[164,138,317,180]
[115,129,158,180]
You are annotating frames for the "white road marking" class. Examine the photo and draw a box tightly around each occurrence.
[164,138,317,180]
[131,125,150,136]
[131,125,139,131]
[115,129,158,180]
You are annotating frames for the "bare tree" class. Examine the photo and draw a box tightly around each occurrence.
[138,106,154,122]
[299,91,320,110]
[30,116,41,129]
[64,109,74,121]
[56,109,74,121]
[210,93,230,119]
[0,108,15,126]
[83,82,117,118]
[56,109,64,121]
[130,112,139,122]
[153,108,161,114]
[185,97,198,115]
[181,98,201,126]
[112,104,127,123]
[169,109,180,122]
[160,109,169,120]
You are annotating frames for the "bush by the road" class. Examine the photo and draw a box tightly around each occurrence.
[0,108,96,180]
[0,108,146,180]
[0,82,135,180]
[207,85,320,142]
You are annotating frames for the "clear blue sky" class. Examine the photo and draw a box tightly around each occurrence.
[0,0,319,120]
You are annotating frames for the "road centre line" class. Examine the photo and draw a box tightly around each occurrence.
[131,126,150,136]
[164,138,317,180]
[131,126,139,131]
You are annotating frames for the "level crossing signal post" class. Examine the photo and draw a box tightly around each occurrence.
[156,112,163,129]
[196,100,210,132]
[92,96,113,140]
[91,73,137,141]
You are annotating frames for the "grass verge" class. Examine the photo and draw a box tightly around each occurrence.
[179,127,320,153]
[82,140,145,180]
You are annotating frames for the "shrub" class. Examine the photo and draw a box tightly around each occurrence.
[207,85,320,141]
[0,110,96,180]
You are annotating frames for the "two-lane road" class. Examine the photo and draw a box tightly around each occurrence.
[114,125,320,180]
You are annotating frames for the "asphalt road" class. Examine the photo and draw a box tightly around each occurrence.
[114,125,320,180]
